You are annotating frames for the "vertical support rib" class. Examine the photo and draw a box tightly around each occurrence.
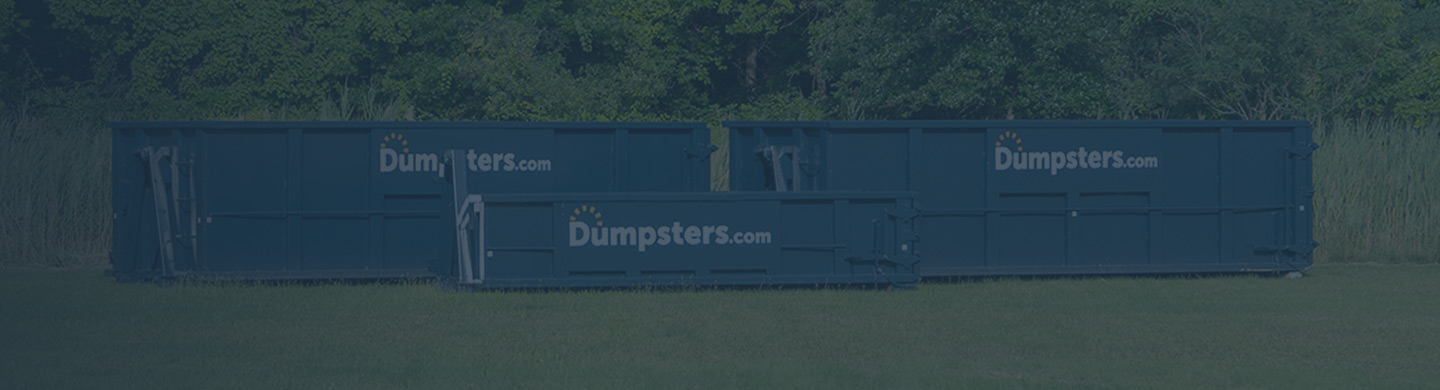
[984,129,999,267]
[1219,127,1233,263]
[1065,192,1079,266]
[729,127,745,192]
[187,148,199,269]
[285,128,302,270]
[908,128,922,194]
[615,129,630,191]
[833,199,849,274]
[473,194,485,284]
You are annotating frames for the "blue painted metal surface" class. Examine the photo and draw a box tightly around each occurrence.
[109,121,714,281]
[444,191,919,288]
[725,120,1317,277]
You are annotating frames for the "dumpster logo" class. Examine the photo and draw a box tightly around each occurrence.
[994,132,1159,175]
[567,205,773,252]
[379,132,440,173]
[378,132,554,174]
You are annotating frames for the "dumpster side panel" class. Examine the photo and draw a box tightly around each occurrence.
[916,129,988,268]
[1159,128,1222,265]
[825,130,909,191]
[299,130,370,270]
[483,202,555,280]
[554,129,616,192]
[201,129,287,272]
[469,192,919,288]
[627,129,695,192]
[776,199,836,276]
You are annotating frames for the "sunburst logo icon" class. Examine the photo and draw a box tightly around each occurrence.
[996,131,1022,152]
[380,132,410,153]
[570,205,602,227]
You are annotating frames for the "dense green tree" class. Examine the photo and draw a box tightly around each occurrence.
[1114,0,1406,120]
[4,0,1435,121]
[706,1,817,105]
[384,0,819,121]
[0,0,17,110]
[46,0,416,118]
[383,0,728,121]
[808,0,1122,119]
[1358,2,1440,120]
[0,0,15,62]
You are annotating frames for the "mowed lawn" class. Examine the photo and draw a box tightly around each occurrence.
[2,265,1438,389]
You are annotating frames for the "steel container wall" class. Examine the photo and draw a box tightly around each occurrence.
[445,191,919,288]
[725,120,1317,277]
[110,121,713,281]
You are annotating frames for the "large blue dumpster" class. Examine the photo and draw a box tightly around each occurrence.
[109,121,714,281]
[725,120,1316,277]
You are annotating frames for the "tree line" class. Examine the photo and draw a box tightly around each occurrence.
[1,0,1436,122]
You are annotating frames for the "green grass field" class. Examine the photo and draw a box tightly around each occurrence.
[3,265,1438,389]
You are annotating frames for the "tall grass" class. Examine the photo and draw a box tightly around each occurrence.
[1313,116,1440,263]
[0,84,402,269]
[709,121,729,191]
[0,105,113,268]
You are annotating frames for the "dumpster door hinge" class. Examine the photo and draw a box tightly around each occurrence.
[1288,142,1318,158]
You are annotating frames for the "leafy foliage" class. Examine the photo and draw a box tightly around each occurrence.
[809,0,1123,119]
[2,0,1437,121]
[1360,3,1440,120]
[1115,0,1410,119]
[0,0,21,109]
[43,0,418,119]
